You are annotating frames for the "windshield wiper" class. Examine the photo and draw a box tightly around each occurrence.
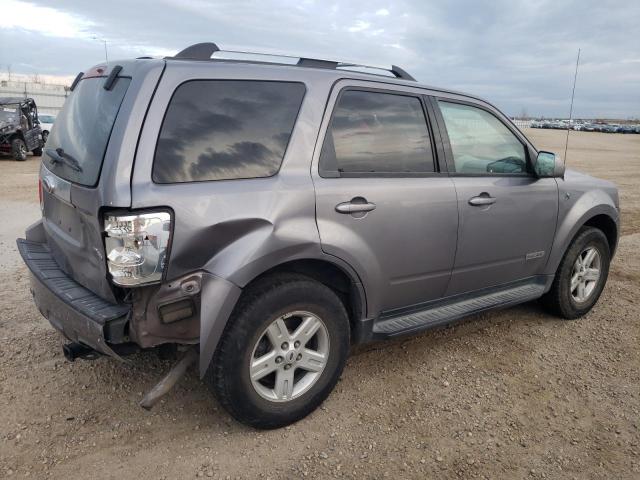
[45,148,83,172]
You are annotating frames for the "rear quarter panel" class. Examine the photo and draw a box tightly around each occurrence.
[130,62,340,285]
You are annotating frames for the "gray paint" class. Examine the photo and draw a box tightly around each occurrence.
[544,169,619,275]
[445,176,558,295]
[21,56,620,379]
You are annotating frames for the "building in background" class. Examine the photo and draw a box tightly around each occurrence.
[0,73,70,115]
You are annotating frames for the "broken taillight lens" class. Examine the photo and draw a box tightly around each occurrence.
[104,211,172,286]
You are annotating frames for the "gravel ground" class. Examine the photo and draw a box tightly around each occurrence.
[0,129,638,479]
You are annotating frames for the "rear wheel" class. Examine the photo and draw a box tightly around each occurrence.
[42,131,49,143]
[542,227,610,319]
[32,146,43,156]
[205,273,350,429]
[11,138,27,161]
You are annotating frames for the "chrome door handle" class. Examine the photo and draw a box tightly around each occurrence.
[468,193,496,206]
[335,201,377,214]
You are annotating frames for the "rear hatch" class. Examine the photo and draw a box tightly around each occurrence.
[39,65,134,302]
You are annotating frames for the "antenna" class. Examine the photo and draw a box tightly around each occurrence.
[564,48,581,164]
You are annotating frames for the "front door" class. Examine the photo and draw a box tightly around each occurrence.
[313,84,458,316]
[433,98,559,295]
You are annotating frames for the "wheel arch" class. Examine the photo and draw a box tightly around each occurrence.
[583,214,618,256]
[199,256,368,377]
[242,258,367,332]
[545,202,619,277]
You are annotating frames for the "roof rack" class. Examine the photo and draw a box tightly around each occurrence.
[171,42,416,81]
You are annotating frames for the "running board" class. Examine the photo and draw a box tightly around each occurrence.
[372,280,546,338]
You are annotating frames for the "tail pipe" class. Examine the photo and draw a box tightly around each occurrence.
[63,342,101,362]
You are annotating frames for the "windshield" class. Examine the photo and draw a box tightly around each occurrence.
[0,107,19,123]
[45,76,130,186]
[39,114,56,123]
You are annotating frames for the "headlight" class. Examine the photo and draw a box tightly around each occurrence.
[104,211,172,286]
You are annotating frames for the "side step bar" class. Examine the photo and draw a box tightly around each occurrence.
[372,280,547,338]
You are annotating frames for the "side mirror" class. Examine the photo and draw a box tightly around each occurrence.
[534,151,565,178]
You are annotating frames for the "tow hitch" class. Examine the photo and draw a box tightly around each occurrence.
[139,347,198,410]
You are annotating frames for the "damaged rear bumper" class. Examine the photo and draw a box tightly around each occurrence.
[17,239,131,359]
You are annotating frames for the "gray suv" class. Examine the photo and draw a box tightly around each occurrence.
[18,43,619,429]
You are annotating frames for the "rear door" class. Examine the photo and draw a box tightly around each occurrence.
[313,81,458,316]
[431,97,559,295]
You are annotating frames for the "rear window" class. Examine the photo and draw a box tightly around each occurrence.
[152,80,305,183]
[45,77,130,186]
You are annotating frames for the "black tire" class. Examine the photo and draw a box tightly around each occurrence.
[42,131,49,143]
[542,227,610,319]
[32,146,43,156]
[11,138,27,161]
[205,273,350,429]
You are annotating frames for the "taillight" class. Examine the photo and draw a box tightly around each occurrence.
[104,211,172,286]
[38,177,43,210]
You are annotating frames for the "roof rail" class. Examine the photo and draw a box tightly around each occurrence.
[170,42,416,81]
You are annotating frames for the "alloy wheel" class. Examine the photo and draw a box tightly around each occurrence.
[570,246,601,303]
[249,311,330,402]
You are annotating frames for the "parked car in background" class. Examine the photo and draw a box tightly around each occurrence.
[37,113,56,143]
[617,124,638,134]
[18,43,620,429]
[0,97,44,160]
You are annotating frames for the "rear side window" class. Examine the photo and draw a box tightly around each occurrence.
[45,77,131,186]
[153,80,305,183]
[320,89,434,176]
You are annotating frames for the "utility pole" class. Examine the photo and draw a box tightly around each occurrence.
[103,39,109,64]
[92,36,109,64]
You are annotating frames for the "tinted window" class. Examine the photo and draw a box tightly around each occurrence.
[45,77,130,186]
[438,101,527,174]
[320,90,434,175]
[153,80,305,183]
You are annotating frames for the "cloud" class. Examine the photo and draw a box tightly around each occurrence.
[0,0,638,118]
[347,20,372,33]
[2,0,95,39]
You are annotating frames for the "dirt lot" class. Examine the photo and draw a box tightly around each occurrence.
[1,129,638,479]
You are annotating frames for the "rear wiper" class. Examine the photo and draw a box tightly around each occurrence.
[45,148,83,172]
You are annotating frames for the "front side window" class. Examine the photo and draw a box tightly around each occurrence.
[438,101,528,174]
[153,80,305,183]
[320,90,434,175]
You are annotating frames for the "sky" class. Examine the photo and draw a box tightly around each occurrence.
[0,0,638,118]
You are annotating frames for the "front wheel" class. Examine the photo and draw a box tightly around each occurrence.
[11,138,28,161]
[542,227,610,319]
[205,273,350,429]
